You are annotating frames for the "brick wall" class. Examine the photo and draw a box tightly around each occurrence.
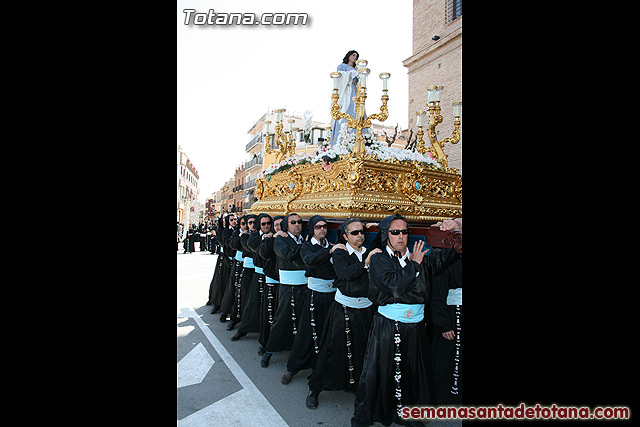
[404,0,462,172]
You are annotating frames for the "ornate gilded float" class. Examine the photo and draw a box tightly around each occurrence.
[251,60,462,225]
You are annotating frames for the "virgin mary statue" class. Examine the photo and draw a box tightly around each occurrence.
[329,50,368,146]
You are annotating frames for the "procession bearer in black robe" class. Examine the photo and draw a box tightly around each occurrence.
[207,214,235,311]
[262,213,307,368]
[228,214,256,331]
[232,213,271,341]
[429,218,463,405]
[257,215,284,356]
[281,215,338,385]
[306,218,382,409]
[219,215,245,321]
[352,214,458,427]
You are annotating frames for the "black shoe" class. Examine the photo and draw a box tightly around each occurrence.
[281,370,294,385]
[227,320,237,331]
[219,313,229,323]
[231,332,246,341]
[261,353,272,368]
[205,301,212,306]
[305,391,319,409]
[210,305,220,314]
[258,346,266,356]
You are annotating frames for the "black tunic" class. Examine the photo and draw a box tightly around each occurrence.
[237,230,263,334]
[207,226,233,307]
[232,231,254,322]
[429,252,463,404]
[286,239,337,375]
[257,233,280,349]
[308,246,374,394]
[265,234,306,354]
[352,247,458,426]
[219,227,240,315]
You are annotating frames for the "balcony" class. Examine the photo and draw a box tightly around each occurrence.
[246,133,264,152]
[245,155,263,171]
[245,178,257,190]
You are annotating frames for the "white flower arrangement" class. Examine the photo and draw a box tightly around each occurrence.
[263,122,441,178]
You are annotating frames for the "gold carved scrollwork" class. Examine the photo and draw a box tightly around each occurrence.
[251,155,461,222]
[347,155,364,192]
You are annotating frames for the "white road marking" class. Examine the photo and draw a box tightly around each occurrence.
[177,342,215,388]
[177,306,288,426]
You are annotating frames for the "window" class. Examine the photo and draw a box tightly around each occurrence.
[445,0,462,23]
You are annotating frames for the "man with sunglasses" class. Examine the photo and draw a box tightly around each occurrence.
[227,215,257,331]
[281,215,339,385]
[232,213,272,341]
[231,214,264,340]
[257,215,284,356]
[262,213,307,368]
[352,214,459,427]
[220,215,247,327]
[306,218,382,409]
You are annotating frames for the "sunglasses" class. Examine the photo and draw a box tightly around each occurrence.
[314,224,328,229]
[289,220,303,225]
[348,229,365,236]
[240,222,246,225]
[230,218,237,221]
[248,220,255,224]
[389,229,409,235]
[261,221,272,226]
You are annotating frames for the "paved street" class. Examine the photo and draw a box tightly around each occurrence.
[177,248,461,427]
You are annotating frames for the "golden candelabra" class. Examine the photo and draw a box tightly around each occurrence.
[330,60,390,157]
[415,85,462,169]
[264,108,298,163]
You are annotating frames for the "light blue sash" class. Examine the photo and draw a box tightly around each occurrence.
[234,250,244,261]
[334,288,372,309]
[446,288,462,306]
[254,266,264,275]
[307,277,336,293]
[243,256,255,269]
[278,269,307,285]
[265,275,279,284]
[378,303,424,323]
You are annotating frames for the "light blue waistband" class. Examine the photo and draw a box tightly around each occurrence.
[279,269,307,285]
[334,288,372,309]
[378,303,424,323]
[243,256,254,269]
[265,275,279,284]
[307,277,336,293]
[254,266,264,275]
[234,250,244,261]
[446,288,462,306]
